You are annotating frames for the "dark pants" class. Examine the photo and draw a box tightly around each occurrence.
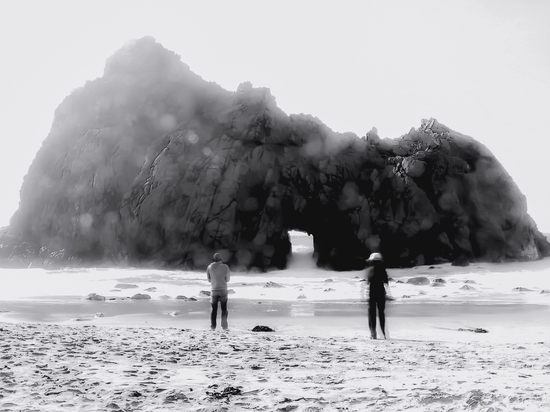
[368,295,386,338]
[211,292,228,330]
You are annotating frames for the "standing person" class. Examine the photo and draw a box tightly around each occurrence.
[365,252,389,339]
[206,252,231,331]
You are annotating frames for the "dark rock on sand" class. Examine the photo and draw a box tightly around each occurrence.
[458,328,488,333]
[2,37,549,272]
[252,325,275,332]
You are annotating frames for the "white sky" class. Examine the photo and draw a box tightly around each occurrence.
[0,0,549,231]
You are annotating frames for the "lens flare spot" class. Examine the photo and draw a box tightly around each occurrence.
[186,131,199,144]
[159,114,176,131]
[79,214,93,230]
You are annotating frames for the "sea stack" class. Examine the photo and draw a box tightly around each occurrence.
[1,36,548,270]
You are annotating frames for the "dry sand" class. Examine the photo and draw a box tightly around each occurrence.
[1,318,549,411]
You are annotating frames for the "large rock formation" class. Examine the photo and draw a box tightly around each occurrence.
[2,37,549,270]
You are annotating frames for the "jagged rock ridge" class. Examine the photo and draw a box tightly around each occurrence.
[2,36,549,270]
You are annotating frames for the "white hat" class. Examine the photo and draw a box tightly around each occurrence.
[367,252,383,261]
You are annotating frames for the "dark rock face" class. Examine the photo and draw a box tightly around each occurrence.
[2,37,549,271]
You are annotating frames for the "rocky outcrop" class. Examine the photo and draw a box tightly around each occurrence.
[1,37,549,270]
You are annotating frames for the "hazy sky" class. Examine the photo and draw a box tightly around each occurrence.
[1,0,549,230]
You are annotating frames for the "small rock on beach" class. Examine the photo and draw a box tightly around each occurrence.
[131,293,151,300]
[252,325,275,332]
[85,293,105,301]
[264,281,284,288]
[513,287,533,292]
[460,285,476,291]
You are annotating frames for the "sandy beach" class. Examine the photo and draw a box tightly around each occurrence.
[2,254,550,411]
[1,320,549,411]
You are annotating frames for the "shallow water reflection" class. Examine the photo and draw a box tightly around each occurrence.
[290,302,315,317]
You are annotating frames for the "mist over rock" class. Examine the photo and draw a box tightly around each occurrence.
[1,37,549,270]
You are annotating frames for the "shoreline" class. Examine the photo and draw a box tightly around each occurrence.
[2,257,550,345]
[2,297,549,344]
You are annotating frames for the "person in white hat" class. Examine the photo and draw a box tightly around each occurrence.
[365,252,389,339]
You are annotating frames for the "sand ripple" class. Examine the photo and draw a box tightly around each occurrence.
[0,322,549,411]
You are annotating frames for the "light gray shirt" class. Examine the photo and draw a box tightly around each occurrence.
[207,262,230,292]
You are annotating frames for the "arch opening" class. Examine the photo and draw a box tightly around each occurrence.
[287,230,316,269]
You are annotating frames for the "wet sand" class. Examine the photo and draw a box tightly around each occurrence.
[2,296,549,343]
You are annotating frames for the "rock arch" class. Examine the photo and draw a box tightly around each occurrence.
[3,37,549,270]
[119,85,549,270]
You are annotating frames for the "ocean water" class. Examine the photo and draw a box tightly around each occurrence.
[1,231,550,338]
[2,231,549,303]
